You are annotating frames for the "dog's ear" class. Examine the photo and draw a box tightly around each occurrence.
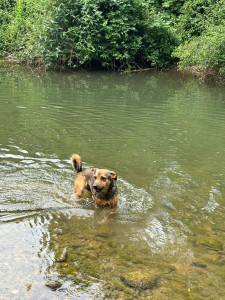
[110,171,117,180]
[92,168,96,175]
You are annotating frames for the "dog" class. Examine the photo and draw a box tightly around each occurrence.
[71,154,118,208]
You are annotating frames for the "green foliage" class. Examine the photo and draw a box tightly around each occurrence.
[43,0,178,69]
[147,0,185,17]
[174,0,225,74]
[0,0,178,69]
[0,0,53,64]
[177,0,225,39]
[0,0,16,50]
[174,25,225,74]
[138,11,178,67]
[0,0,224,74]
[45,0,148,68]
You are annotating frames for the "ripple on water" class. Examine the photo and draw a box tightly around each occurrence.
[202,187,220,212]
[118,178,154,213]
[0,152,75,220]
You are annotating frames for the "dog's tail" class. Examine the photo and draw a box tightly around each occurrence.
[70,154,82,173]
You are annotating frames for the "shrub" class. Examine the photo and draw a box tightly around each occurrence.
[0,0,178,69]
[173,0,225,74]
[0,0,53,63]
[174,25,225,74]
[0,0,16,52]
[44,0,178,69]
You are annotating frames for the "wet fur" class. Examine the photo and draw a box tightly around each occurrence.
[71,154,118,208]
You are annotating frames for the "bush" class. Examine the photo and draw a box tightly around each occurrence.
[0,0,178,69]
[0,0,53,64]
[147,0,185,17]
[174,25,225,74]
[0,0,16,52]
[3,0,225,74]
[174,0,225,74]
[44,0,178,69]
[44,0,149,68]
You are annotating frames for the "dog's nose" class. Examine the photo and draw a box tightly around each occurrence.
[93,184,99,190]
[93,184,102,192]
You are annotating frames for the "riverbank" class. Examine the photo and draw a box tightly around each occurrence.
[1,57,224,84]
[1,1,225,77]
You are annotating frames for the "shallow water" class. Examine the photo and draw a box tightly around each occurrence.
[0,64,225,299]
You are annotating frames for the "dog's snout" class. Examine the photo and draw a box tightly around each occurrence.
[93,183,103,192]
[93,183,98,190]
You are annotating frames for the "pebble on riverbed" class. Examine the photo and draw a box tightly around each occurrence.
[120,270,162,290]
[45,281,62,291]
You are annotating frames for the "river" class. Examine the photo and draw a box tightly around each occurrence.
[0,64,225,299]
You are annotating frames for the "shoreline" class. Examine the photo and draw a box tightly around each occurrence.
[1,57,224,82]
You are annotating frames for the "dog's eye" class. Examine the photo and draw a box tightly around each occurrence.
[94,176,97,179]
[101,177,106,181]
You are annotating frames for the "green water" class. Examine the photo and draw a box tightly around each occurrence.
[0,64,225,299]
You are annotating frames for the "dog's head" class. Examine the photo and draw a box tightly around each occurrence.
[92,168,117,193]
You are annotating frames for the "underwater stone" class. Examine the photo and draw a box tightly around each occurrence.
[45,281,62,291]
[88,252,99,259]
[120,270,162,290]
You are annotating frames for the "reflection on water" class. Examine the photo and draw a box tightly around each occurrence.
[0,64,225,299]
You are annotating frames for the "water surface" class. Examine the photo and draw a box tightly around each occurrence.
[0,64,225,299]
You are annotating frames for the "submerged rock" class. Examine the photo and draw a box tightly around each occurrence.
[88,252,99,259]
[120,270,162,290]
[45,281,62,291]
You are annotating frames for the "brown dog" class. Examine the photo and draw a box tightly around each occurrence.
[71,154,118,208]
